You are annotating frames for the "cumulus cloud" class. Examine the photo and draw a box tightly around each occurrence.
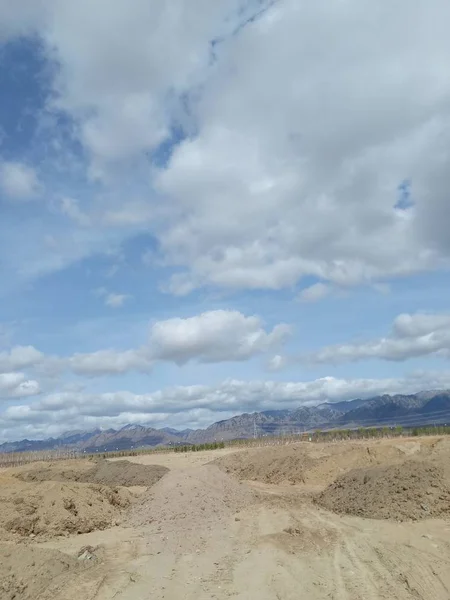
[0,162,39,200]
[30,0,244,179]
[0,346,44,373]
[148,310,291,364]
[7,310,289,377]
[2,1,450,292]
[0,372,40,399]
[152,0,450,293]
[2,370,450,441]
[309,312,450,364]
[68,349,152,376]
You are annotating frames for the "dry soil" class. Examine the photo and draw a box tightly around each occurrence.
[1,437,450,599]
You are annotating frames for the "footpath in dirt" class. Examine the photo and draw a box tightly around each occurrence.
[1,437,450,600]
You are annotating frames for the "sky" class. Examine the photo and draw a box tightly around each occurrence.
[1,0,450,442]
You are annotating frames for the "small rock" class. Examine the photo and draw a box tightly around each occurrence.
[77,545,97,561]
[78,550,95,561]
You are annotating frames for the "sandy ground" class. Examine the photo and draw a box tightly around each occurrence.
[2,437,450,599]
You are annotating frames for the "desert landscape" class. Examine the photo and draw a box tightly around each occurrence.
[1,436,450,600]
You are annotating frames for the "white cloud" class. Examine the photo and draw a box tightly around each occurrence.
[0,162,39,200]
[93,287,132,308]
[2,370,450,441]
[310,312,450,364]
[105,293,132,308]
[35,0,246,178]
[0,2,257,288]
[68,349,152,376]
[0,1,48,41]
[298,282,331,303]
[1,1,450,294]
[0,346,44,373]
[267,354,287,371]
[148,310,291,364]
[152,0,450,293]
[393,313,450,339]
[0,311,290,377]
[0,372,40,399]
[66,309,291,375]
[3,2,450,448]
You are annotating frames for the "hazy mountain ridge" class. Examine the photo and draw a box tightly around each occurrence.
[1,390,450,453]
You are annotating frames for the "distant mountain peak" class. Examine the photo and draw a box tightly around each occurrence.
[1,389,449,454]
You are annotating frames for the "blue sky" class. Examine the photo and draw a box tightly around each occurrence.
[1,0,450,441]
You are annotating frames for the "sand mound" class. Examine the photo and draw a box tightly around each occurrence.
[129,464,254,528]
[1,459,168,540]
[0,478,132,538]
[127,464,255,552]
[12,459,95,483]
[16,459,168,487]
[0,543,89,600]
[215,445,315,484]
[215,442,409,486]
[214,442,421,486]
[315,459,450,521]
[80,459,168,486]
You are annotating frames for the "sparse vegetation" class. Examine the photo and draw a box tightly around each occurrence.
[0,449,82,469]
[173,441,226,452]
[2,425,450,467]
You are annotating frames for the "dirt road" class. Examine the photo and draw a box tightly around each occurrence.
[31,441,450,600]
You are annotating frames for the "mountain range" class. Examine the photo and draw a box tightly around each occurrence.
[2,389,450,454]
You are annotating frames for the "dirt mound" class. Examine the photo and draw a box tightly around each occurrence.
[129,464,255,528]
[215,441,409,486]
[16,459,168,487]
[0,477,132,538]
[12,459,95,483]
[127,464,255,552]
[80,459,168,486]
[0,543,89,600]
[315,459,450,521]
[214,445,315,484]
[0,459,166,540]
